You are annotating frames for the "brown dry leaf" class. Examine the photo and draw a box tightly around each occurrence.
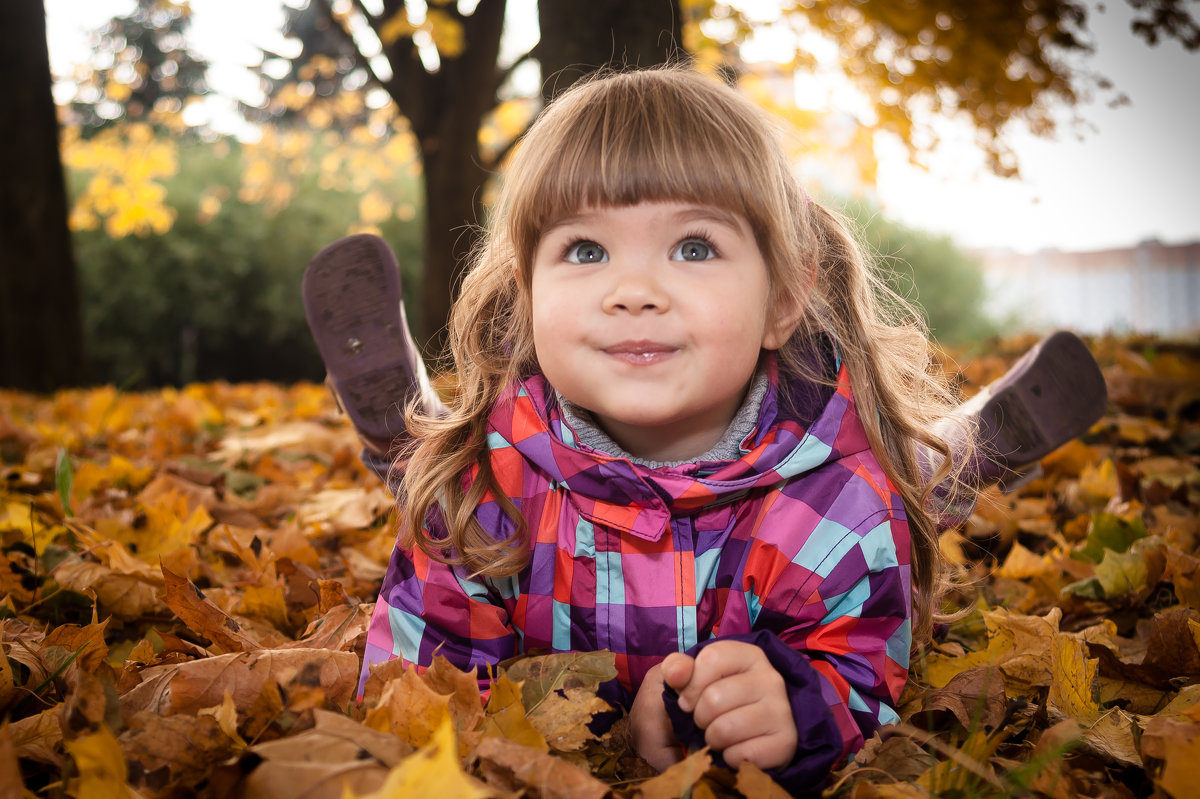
[0,643,15,710]
[120,711,238,797]
[471,735,608,799]
[733,761,791,799]
[364,668,451,749]
[296,486,391,531]
[121,647,357,719]
[54,557,164,618]
[0,724,22,799]
[422,656,486,746]
[528,687,612,753]
[634,747,712,799]
[159,564,263,653]
[43,620,110,676]
[504,650,617,708]
[926,665,1009,731]
[1082,708,1143,767]
[232,710,413,799]
[198,691,247,748]
[213,421,358,466]
[1143,715,1200,798]
[8,706,64,767]
[287,602,371,652]
[846,782,929,799]
[1027,719,1084,799]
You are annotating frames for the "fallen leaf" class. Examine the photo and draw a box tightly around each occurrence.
[926,666,1009,731]
[471,735,608,799]
[480,673,548,753]
[65,726,135,799]
[159,564,262,652]
[635,747,712,799]
[0,724,23,799]
[121,648,358,720]
[121,711,238,796]
[364,668,451,749]
[342,716,490,799]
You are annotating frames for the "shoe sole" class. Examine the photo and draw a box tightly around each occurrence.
[302,234,418,444]
[971,330,1108,468]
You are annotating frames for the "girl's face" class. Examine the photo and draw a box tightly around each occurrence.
[530,200,794,463]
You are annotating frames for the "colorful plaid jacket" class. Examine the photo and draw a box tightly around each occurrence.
[362,352,912,788]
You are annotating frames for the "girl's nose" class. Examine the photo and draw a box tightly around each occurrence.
[601,262,670,315]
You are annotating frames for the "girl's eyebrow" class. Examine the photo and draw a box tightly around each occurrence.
[670,206,742,231]
[542,205,744,235]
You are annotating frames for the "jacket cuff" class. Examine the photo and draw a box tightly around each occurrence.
[661,630,843,796]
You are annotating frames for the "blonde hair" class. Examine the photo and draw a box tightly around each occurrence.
[400,66,965,642]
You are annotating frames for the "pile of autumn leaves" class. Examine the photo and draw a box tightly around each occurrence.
[1,333,1198,798]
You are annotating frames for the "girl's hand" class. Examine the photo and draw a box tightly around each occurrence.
[661,641,798,770]
[630,663,684,771]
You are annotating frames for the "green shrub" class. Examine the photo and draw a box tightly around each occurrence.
[71,137,423,386]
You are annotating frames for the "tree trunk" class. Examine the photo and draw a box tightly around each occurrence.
[0,0,87,391]
[537,0,683,101]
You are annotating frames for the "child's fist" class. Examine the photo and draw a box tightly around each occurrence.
[630,663,683,771]
[660,641,797,770]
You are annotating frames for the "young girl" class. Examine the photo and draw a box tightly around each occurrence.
[305,67,1061,791]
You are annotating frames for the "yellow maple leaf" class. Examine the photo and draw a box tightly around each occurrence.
[65,726,138,799]
[479,673,548,752]
[342,717,488,799]
[1048,635,1101,721]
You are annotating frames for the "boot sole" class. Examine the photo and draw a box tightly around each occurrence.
[302,234,418,444]
[974,330,1108,467]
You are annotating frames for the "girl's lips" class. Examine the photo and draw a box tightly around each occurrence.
[602,341,678,365]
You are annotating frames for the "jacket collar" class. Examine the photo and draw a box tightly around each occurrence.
[484,346,872,541]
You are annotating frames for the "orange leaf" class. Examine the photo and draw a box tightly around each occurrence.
[159,564,262,653]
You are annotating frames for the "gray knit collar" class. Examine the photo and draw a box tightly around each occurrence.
[555,371,769,469]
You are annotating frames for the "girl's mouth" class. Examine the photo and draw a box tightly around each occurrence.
[602,341,678,365]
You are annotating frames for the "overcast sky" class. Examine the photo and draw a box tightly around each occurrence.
[45,0,1200,254]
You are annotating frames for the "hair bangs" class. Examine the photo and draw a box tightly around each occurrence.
[504,70,784,267]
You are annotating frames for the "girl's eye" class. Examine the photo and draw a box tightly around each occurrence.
[671,239,715,261]
[565,241,608,263]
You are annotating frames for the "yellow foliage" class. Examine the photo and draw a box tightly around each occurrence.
[359,190,393,225]
[425,10,465,58]
[66,727,137,799]
[63,122,179,238]
[379,10,417,46]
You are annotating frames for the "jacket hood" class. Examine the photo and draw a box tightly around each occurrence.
[484,348,874,543]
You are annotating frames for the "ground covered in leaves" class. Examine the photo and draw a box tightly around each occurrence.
[2,333,1199,798]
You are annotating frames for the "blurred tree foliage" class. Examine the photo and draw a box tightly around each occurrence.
[62,0,209,136]
[70,135,422,387]
[242,1,372,130]
[840,198,998,346]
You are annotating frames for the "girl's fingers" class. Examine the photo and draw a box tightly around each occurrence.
[719,729,796,771]
[675,641,760,711]
[660,651,695,691]
[690,670,782,730]
[700,699,798,770]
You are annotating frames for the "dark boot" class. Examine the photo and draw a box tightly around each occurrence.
[302,234,445,458]
[929,330,1108,526]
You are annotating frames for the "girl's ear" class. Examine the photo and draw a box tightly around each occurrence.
[761,296,806,350]
[761,264,812,350]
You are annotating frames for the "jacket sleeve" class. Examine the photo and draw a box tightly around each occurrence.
[358,507,517,695]
[667,483,912,793]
